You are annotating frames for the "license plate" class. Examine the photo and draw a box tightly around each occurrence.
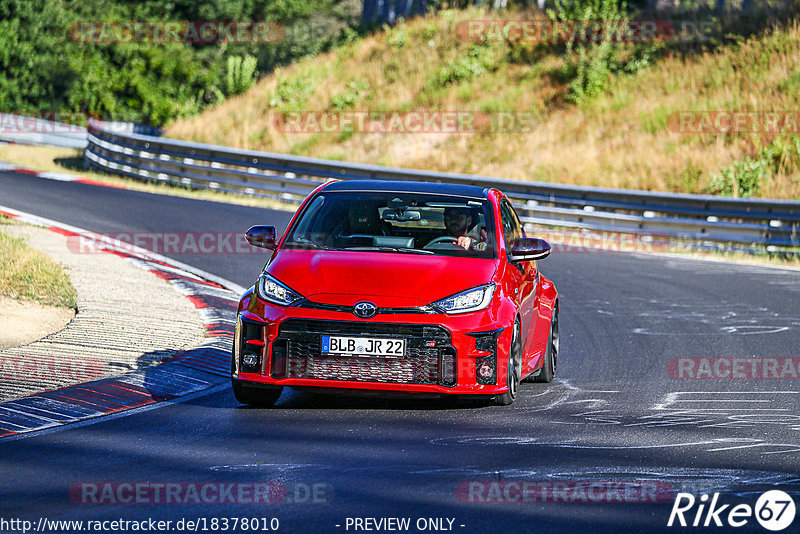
[321,335,405,357]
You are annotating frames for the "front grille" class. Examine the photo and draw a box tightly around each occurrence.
[273,319,455,386]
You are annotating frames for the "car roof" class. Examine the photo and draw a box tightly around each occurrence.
[322,179,490,200]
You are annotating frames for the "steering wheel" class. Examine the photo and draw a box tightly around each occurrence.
[424,236,464,250]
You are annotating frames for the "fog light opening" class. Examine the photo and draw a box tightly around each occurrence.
[242,352,259,368]
[469,328,501,386]
[237,318,266,373]
[477,360,494,381]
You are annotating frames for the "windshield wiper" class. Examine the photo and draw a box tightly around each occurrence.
[345,246,435,255]
[285,240,335,250]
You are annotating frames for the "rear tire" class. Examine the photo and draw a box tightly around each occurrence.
[495,320,522,406]
[534,304,559,383]
[232,379,283,407]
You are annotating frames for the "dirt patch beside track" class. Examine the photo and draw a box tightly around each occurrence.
[0,297,75,350]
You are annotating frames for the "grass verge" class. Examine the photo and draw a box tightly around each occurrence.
[0,215,78,308]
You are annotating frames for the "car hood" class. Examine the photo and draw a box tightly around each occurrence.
[267,249,497,307]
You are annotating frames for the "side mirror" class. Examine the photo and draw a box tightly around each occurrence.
[245,225,277,250]
[509,238,551,262]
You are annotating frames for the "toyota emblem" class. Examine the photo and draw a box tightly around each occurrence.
[353,301,378,319]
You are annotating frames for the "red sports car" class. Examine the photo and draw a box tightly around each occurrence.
[232,180,558,406]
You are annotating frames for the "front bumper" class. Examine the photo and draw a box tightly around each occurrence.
[233,291,514,396]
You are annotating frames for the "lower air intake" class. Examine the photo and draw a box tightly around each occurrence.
[273,319,455,386]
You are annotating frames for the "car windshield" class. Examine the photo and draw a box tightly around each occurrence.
[284,191,496,258]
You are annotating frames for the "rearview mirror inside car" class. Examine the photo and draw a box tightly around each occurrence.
[509,238,551,262]
[383,209,421,222]
[245,225,278,249]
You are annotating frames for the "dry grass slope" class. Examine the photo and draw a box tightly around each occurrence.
[167,8,800,199]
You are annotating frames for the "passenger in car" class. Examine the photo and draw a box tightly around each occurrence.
[346,204,393,236]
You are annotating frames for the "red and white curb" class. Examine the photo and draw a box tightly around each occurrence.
[0,206,246,439]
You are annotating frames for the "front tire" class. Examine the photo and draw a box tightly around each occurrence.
[232,379,283,407]
[495,320,522,406]
[534,304,559,383]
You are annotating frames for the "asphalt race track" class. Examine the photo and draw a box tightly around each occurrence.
[2,170,800,533]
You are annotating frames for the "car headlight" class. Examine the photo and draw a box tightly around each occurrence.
[431,284,495,314]
[256,272,302,306]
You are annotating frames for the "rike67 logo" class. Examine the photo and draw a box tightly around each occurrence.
[668,490,796,531]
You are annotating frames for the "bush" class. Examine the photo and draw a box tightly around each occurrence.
[226,55,258,96]
[708,136,800,197]
[268,71,315,111]
[331,80,372,110]
[708,158,768,197]
[0,0,362,126]
[544,0,662,104]
[435,41,498,87]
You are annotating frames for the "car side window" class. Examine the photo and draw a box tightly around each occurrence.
[509,202,525,239]
[500,200,523,253]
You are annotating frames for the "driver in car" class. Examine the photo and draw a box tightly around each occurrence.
[443,207,487,251]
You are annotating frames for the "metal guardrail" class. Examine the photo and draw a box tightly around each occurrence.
[84,120,800,250]
[0,113,88,149]
[0,114,162,149]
